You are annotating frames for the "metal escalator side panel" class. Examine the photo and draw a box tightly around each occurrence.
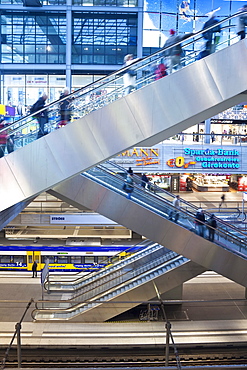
[50,173,247,288]
[1,42,247,212]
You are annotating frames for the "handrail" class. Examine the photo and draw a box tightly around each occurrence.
[83,163,247,256]
[103,161,247,239]
[44,239,154,288]
[0,11,245,148]
[32,253,185,319]
[37,244,174,310]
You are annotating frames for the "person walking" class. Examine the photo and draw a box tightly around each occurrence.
[141,173,149,189]
[59,87,73,127]
[123,173,134,199]
[123,54,138,95]
[163,29,193,74]
[195,208,205,237]
[207,214,217,242]
[154,59,167,80]
[219,194,226,208]
[169,195,180,222]
[202,9,221,56]
[30,93,48,139]
[236,4,247,40]
[32,260,37,278]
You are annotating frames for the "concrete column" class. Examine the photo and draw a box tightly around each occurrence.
[205,119,211,144]
[66,0,72,91]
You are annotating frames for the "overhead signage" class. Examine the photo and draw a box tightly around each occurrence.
[118,147,160,167]
[211,119,247,125]
[50,213,117,225]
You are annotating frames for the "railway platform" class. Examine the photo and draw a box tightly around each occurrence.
[1,191,247,350]
[1,271,247,348]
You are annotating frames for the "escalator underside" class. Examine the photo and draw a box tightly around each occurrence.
[1,41,247,212]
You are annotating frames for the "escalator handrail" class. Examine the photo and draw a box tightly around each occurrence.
[105,161,246,230]
[44,239,155,289]
[85,164,247,254]
[98,162,247,241]
[0,11,245,138]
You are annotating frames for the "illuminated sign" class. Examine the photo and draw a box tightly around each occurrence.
[166,148,240,170]
[119,148,160,166]
[166,157,196,168]
[184,148,240,169]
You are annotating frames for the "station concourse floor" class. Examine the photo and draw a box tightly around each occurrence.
[1,190,247,348]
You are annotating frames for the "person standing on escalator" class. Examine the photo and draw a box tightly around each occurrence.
[195,208,206,237]
[202,9,221,56]
[207,214,217,242]
[169,195,180,222]
[31,93,48,139]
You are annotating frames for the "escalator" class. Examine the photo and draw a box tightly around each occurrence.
[49,162,247,289]
[0,13,247,212]
[32,241,205,321]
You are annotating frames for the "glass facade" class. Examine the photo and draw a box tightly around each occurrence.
[72,12,137,64]
[1,11,67,63]
[143,0,245,48]
[0,0,245,105]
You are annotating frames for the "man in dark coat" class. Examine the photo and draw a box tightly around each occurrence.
[59,88,73,127]
[32,261,37,278]
[207,214,217,242]
[31,93,48,138]
[163,29,193,73]
[195,208,206,237]
[202,10,221,56]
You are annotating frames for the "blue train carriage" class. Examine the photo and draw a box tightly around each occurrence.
[0,245,132,272]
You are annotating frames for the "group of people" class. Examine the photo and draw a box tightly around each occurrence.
[195,209,217,242]
[168,195,217,241]
[29,88,73,139]
[123,5,247,94]
[122,169,152,199]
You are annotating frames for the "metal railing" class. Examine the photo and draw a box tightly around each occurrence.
[0,11,245,155]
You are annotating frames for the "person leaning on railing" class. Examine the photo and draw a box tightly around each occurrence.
[236,4,247,40]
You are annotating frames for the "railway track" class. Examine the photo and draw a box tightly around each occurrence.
[1,345,247,367]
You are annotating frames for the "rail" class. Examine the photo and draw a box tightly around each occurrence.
[0,11,245,155]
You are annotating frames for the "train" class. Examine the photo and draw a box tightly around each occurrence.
[0,244,136,272]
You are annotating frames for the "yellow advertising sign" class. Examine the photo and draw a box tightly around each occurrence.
[0,105,5,115]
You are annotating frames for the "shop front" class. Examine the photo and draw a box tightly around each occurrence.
[111,142,247,193]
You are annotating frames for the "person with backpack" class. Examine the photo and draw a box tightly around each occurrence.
[202,9,221,56]
[163,29,193,73]
[30,92,48,139]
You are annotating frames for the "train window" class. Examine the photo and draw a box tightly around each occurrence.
[42,256,55,264]
[57,256,69,263]
[0,255,12,263]
[98,256,108,264]
[85,256,95,264]
[13,256,25,264]
[71,256,82,264]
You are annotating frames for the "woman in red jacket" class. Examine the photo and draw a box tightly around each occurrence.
[0,118,8,158]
